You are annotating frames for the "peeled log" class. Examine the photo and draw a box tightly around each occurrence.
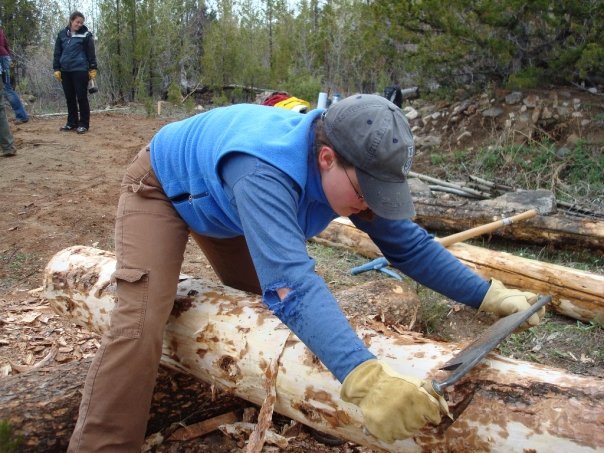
[314,218,604,323]
[43,246,603,452]
[411,196,604,252]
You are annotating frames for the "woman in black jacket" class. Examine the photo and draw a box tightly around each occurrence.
[53,11,97,134]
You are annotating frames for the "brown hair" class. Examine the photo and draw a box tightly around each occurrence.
[313,116,353,168]
[69,11,85,24]
[313,116,375,220]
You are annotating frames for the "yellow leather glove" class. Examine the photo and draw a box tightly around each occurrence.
[88,69,97,79]
[54,71,62,82]
[480,279,545,328]
[341,359,448,443]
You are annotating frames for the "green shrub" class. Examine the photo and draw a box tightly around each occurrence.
[167,83,182,105]
[563,141,604,191]
[453,150,468,164]
[211,93,230,106]
[506,67,545,90]
[142,97,156,117]
[183,97,196,114]
[284,71,323,107]
[430,153,446,166]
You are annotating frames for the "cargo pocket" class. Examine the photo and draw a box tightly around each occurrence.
[109,268,149,338]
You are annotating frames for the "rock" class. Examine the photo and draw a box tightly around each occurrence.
[531,106,542,123]
[482,107,504,118]
[403,106,419,120]
[415,134,442,149]
[464,103,478,115]
[452,100,472,115]
[523,94,539,108]
[479,189,556,214]
[505,91,523,104]
[549,91,559,107]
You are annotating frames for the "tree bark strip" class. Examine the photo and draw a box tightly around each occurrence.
[42,246,604,452]
[315,218,604,323]
[412,197,604,251]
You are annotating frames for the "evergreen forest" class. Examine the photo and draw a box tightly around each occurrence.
[1,0,603,106]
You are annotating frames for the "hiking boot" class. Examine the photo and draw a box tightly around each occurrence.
[15,118,29,124]
[60,124,76,131]
[2,150,17,157]
[76,126,88,134]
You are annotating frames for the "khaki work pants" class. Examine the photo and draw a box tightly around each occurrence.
[68,147,261,452]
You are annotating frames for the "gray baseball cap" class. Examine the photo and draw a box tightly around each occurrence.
[322,94,416,220]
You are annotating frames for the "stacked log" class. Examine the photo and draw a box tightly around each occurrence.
[42,246,604,452]
[314,218,604,323]
[412,196,604,252]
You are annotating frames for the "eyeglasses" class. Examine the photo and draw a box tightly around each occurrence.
[343,167,364,201]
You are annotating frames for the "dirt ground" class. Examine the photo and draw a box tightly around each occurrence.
[0,107,602,452]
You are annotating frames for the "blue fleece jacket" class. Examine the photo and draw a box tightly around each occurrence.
[150,104,490,381]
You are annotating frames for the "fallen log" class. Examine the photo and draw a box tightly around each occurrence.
[43,246,604,452]
[315,218,604,323]
[0,356,246,451]
[411,196,604,252]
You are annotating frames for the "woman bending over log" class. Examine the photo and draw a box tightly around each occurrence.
[67,94,545,452]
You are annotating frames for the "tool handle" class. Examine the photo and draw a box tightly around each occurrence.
[429,380,445,397]
[350,257,389,275]
[437,209,538,247]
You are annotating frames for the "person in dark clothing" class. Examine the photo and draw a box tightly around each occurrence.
[0,24,29,123]
[53,11,97,134]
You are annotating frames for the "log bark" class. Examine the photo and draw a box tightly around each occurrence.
[42,246,604,452]
[315,218,604,323]
[412,196,604,252]
[0,357,246,452]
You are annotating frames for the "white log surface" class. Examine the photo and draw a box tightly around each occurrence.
[44,246,604,452]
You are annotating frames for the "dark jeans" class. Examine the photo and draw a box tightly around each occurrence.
[61,71,90,129]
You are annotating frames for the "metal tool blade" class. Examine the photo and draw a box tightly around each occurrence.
[431,295,551,396]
